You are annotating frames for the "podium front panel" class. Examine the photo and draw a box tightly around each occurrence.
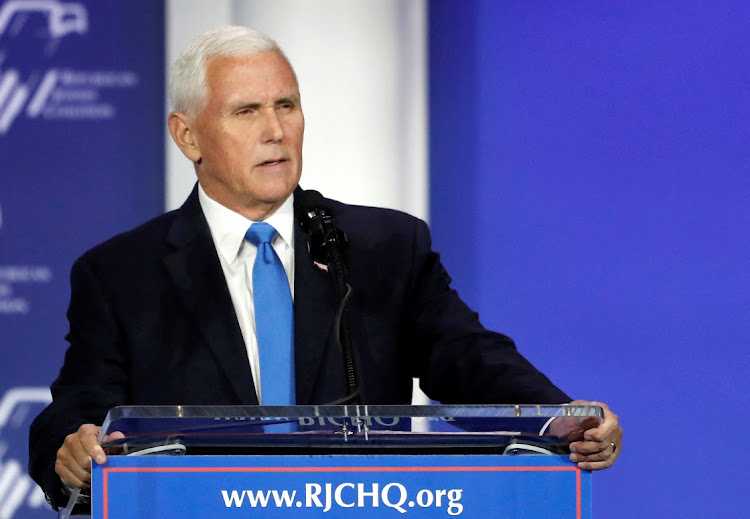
[92,454,591,518]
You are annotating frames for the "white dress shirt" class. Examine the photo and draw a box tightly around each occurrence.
[198,184,295,403]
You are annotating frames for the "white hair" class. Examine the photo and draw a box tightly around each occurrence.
[168,26,291,116]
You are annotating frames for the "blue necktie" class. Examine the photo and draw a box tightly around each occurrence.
[245,222,294,405]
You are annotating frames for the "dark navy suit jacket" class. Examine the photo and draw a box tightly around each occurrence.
[29,185,569,508]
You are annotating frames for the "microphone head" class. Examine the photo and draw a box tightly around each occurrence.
[294,189,328,232]
[293,188,347,264]
[297,189,325,211]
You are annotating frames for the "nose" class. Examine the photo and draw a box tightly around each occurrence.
[261,107,284,143]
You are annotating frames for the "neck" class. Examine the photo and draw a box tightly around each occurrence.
[199,184,288,222]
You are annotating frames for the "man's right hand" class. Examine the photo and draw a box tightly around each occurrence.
[55,424,107,488]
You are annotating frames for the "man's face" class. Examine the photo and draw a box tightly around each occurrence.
[190,51,304,219]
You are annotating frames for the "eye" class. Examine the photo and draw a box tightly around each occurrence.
[235,106,257,116]
[277,101,296,112]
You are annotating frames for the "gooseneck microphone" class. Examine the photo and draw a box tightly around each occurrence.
[295,190,360,404]
[295,190,346,267]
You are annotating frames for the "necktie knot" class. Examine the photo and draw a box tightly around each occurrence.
[245,222,278,264]
[245,222,277,246]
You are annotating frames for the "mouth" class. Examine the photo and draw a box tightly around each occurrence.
[258,158,287,167]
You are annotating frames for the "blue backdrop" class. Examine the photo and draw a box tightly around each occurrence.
[430,1,749,517]
[0,1,163,517]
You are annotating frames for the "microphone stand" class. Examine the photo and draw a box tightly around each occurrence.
[299,195,360,404]
[323,220,359,404]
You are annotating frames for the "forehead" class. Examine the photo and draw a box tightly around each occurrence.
[204,51,299,103]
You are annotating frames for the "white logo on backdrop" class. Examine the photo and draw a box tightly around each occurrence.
[0,0,139,135]
[0,266,52,315]
[0,387,52,519]
[0,0,87,39]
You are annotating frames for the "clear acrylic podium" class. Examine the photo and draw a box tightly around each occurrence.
[63,404,602,518]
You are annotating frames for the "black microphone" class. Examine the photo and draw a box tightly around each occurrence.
[295,189,347,267]
[294,189,359,404]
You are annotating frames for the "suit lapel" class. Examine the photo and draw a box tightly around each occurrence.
[161,187,258,404]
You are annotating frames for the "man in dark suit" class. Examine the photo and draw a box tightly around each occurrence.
[29,26,622,510]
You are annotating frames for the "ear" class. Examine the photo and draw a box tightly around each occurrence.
[168,111,202,163]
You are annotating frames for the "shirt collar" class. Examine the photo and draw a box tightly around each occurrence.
[198,183,295,265]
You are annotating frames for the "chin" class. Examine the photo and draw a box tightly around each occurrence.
[253,184,296,204]
[263,176,299,196]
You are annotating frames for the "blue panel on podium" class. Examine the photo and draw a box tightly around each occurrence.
[92,454,591,519]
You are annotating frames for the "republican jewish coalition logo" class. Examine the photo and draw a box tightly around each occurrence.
[0,387,52,518]
[0,0,138,135]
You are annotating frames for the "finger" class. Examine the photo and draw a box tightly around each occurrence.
[578,457,616,471]
[68,425,105,467]
[569,439,609,456]
[579,416,602,436]
[569,400,606,438]
[59,434,91,477]
[55,459,90,489]
[572,401,619,442]
[596,405,619,435]
[56,444,93,487]
[78,424,107,465]
[570,442,615,463]
[103,431,125,442]
[578,442,619,470]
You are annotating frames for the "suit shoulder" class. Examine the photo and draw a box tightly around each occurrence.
[324,196,427,230]
[313,196,431,253]
[77,209,179,266]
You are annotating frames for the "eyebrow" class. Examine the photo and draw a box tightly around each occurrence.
[275,95,300,106]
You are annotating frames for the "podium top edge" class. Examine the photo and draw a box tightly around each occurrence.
[103,404,603,422]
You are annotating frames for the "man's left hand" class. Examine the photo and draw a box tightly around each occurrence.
[568,400,622,470]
